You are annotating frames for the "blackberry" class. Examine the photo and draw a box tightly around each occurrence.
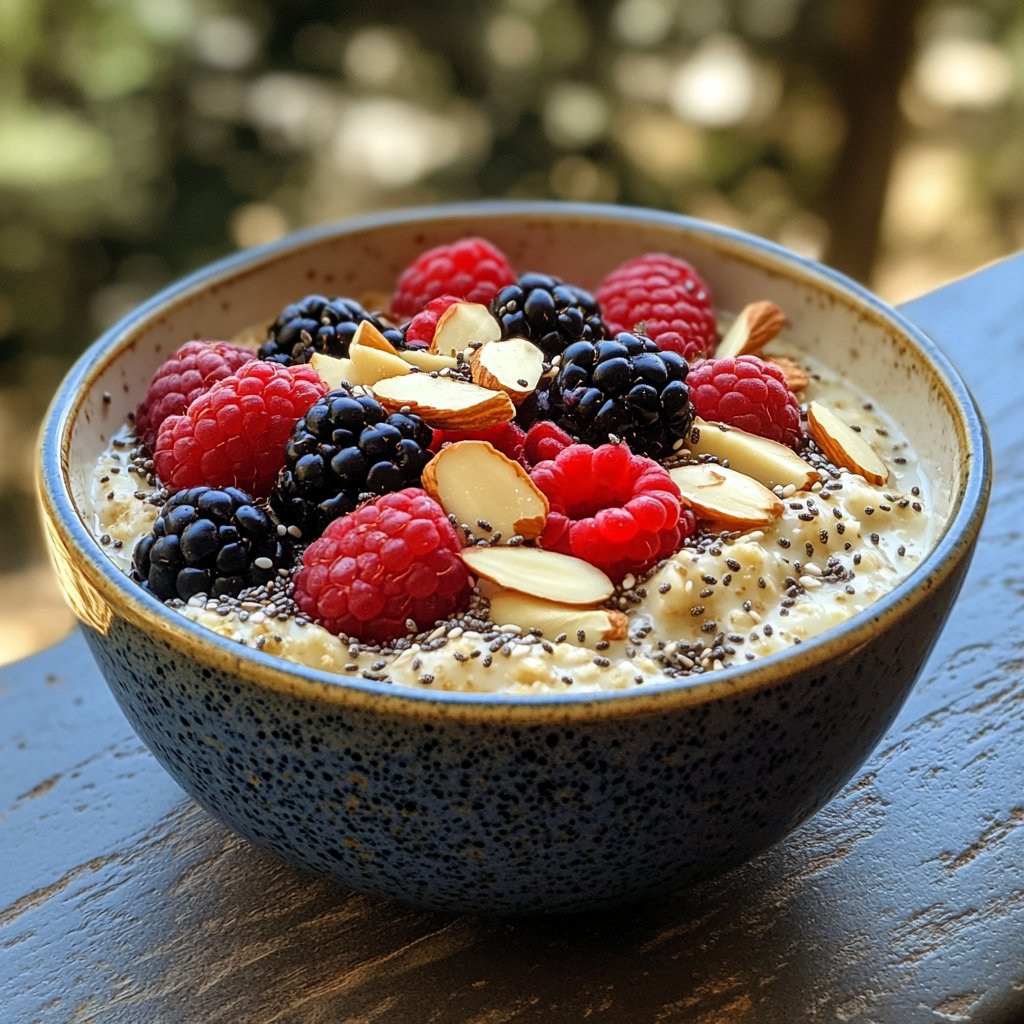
[272,388,434,537]
[490,273,607,359]
[548,332,695,459]
[259,295,404,366]
[132,487,288,601]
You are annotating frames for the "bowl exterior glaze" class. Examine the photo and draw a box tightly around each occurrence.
[39,202,990,915]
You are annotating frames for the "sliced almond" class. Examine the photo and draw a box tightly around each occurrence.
[311,347,410,389]
[399,348,459,372]
[351,319,399,354]
[470,338,544,404]
[686,417,819,491]
[421,441,548,542]
[766,355,810,393]
[715,301,787,359]
[310,352,356,391]
[371,374,515,430]
[349,343,411,385]
[432,301,501,358]
[670,463,784,530]
[807,401,889,485]
[483,585,627,642]
[461,546,614,605]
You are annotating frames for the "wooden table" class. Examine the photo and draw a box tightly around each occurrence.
[3,257,1022,1023]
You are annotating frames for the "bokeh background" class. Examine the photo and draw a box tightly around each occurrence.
[2,0,1022,664]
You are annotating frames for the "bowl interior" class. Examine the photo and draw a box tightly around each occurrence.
[66,207,962,549]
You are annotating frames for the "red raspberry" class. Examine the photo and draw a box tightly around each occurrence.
[153,361,326,497]
[135,341,254,449]
[431,422,528,467]
[530,443,692,583]
[688,355,802,448]
[523,421,574,467]
[294,488,471,643]
[391,238,516,319]
[404,294,461,347]
[596,253,717,362]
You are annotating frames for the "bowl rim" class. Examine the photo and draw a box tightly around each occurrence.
[38,200,991,717]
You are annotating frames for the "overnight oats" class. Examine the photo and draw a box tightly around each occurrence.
[89,239,939,694]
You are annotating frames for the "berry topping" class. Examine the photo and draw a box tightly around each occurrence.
[391,237,516,319]
[153,361,327,497]
[259,295,403,366]
[523,421,574,467]
[294,488,471,643]
[687,355,802,448]
[431,421,528,467]
[490,272,607,358]
[596,253,717,362]
[404,294,462,348]
[132,486,288,601]
[135,341,254,450]
[547,332,695,459]
[273,388,434,538]
[530,443,692,583]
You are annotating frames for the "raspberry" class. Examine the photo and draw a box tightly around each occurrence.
[135,341,254,450]
[431,422,527,467]
[391,238,516,319]
[153,361,327,497]
[294,488,471,643]
[687,355,802,448]
[596,253,717,362]
[530,443,692,582]
[523,421,574,467]
[404,294,462,347]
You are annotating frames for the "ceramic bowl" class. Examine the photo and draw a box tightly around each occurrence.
[38,202,990,915]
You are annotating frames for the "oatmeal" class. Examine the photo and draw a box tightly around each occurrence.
[84,241,942,693]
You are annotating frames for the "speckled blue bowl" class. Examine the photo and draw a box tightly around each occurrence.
[39,202,990,915]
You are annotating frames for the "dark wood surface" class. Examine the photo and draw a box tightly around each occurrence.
[3,257,1023,1023]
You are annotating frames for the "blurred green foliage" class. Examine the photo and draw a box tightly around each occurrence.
[1,0,1023,573]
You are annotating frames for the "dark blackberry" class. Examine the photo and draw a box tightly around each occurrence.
[548,332,695,459]
[272,388,434,537]
[490,273,607,359]
[132,487,288,601]
[259,295,405,366]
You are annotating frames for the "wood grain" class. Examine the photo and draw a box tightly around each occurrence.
[2,255,1022,1023]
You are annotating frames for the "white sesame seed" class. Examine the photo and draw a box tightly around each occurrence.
[497,623,522,634]
[428,625,446,641]
[799,575,823,589]
[276,524,287,536]
[447,626,464,639]
[287,525,303,538]
[713,659,724,671]
[621,574,636,590]
[782,484,797,498]
[811,481,823,492]
[254,556,274,570]
[803,562,823,576]
[679,655,695,668]
[748,609,761,623]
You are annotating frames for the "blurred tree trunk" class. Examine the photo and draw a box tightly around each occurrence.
[822,0,927,282]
